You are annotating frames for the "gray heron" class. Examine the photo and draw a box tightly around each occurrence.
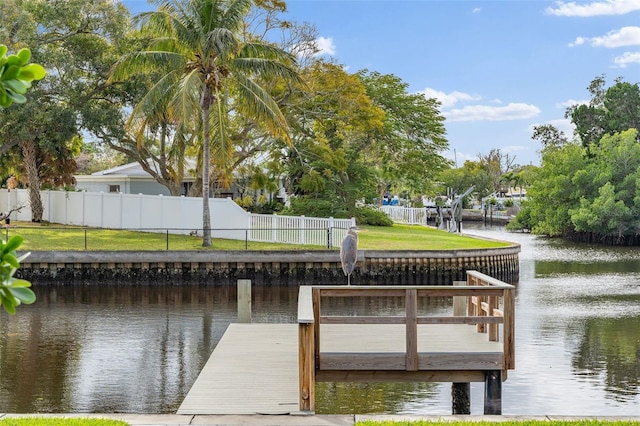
[340,227,358,285]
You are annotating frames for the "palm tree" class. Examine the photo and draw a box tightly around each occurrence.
[110,0,301,246]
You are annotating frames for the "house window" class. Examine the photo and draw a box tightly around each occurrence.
[109,185,120,193]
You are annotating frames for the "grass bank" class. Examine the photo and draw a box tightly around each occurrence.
[4,223,510,251]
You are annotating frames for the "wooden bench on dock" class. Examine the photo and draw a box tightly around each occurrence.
[297,271,515,414]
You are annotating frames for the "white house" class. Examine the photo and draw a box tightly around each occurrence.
[74,161,196,196]
[74,160,289,203]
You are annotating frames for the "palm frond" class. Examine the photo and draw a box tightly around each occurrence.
[169,68,203,129]
[219,0,252,32]
[206,27,239,58]
[209,86,234,172]
[239,42,297,65]
[109,51,186,83]
[233,73,290,142]
[128,71,181,139]
[233,56,303,86]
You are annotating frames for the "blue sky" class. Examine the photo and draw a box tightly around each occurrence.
[122,0,640,167]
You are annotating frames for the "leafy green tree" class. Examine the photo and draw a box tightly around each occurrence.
[437,160,493,202]
[0,0,134,221]
[110,0,301,247]
[518,141,588,237]
[516,129,640,243]
[566,76,640,148]
[357,70,449,204]
[531,123,570,150]
[279,61,384,217]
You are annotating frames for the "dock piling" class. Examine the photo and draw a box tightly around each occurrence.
[237,279,251,323]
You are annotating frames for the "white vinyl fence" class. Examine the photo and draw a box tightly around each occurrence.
[0,189,355,247]
[377,205,432,225]
[250,214,354,248]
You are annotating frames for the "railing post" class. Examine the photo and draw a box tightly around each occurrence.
[237,279,251,323]
[405,289,418,371]
[298,286,315,413]
[488,295,499,341]
[298,322,314,412]
[503,287,515,370]
[453,281,467,316]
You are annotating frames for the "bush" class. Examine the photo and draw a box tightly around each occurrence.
[506,204,533,232]
[355,206,393,226]
[283,196,349,218]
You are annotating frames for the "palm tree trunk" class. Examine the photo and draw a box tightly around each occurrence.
[20,140,43,222]
[201,88,212,247]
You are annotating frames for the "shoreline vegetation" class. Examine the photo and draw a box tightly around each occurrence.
[4,222,511,252]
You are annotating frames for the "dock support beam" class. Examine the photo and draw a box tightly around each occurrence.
[484,370,502,415]
[451,382,470,414]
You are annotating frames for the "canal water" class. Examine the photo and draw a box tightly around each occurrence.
[0,225,638,416]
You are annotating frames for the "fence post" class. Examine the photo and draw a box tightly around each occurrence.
[328,217,334,248]
[272,214,277,243]
[326,228,331,249]
[237,279,251,323]
[300,215,306,245]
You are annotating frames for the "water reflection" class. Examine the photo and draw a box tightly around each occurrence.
[573,316,640,401]
[1,225,639,415]
[316,382,439,414]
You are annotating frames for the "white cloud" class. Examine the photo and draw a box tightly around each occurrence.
[556,98,589,108]
[614,51,640,67]
[570,27,640,48]
[590,26,640,47]
[420,88,481,108]
[445,103,541,122]
[546,0,640,17]
[472,7,481,13]
[315,36,336,56]
[569,36,587,47]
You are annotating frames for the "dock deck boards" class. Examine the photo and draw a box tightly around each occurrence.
[178,322,503,415]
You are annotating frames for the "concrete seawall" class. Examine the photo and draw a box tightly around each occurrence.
[18,244,521,285]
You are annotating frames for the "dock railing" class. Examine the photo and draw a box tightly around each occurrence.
[297,270,515,412]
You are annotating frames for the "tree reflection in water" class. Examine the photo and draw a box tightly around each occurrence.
[573,316,640,401]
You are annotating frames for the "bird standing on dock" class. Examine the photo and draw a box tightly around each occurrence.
[340,227,358,285]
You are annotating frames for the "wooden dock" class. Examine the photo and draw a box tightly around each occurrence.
[179,271,515,415]
[178,323,300,415]
[178,323,503,415]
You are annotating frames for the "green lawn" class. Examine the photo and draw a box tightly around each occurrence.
[3,222,511,251]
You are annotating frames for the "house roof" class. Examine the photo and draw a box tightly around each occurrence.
[91,159,197,178]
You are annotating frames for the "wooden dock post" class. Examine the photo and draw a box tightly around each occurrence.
[452,382,470,414]
[237,279,251,323]
[298,286,315,412]
[452,281,470,414]
[484,370,502,415]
